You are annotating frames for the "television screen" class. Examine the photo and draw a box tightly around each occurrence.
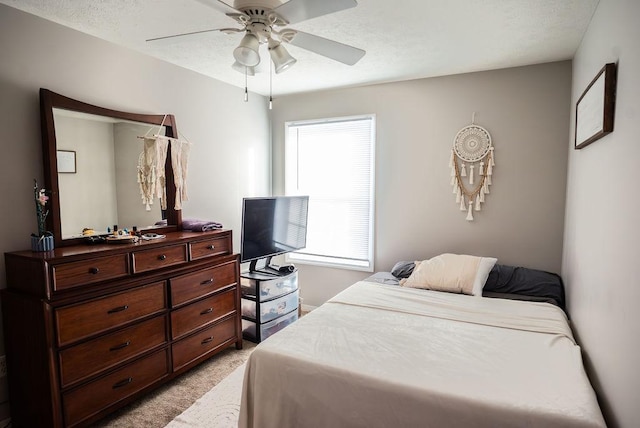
[240,196,309,264]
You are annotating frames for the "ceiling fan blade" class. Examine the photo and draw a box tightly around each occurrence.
[193,0,242,16]
[146,28,240,44]
[273,0,357,25]
[288,31,365,65]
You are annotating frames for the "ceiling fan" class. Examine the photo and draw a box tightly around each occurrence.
[146,0,366,75]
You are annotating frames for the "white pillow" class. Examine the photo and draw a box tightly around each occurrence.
[400,253,497,296]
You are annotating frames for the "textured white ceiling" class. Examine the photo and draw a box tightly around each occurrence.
[1,0,599,96]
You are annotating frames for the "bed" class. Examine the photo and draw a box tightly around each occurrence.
[239,255,605,428]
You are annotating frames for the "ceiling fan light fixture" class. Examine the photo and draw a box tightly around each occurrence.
[234,33,261,67]
[232,61,255,76]
[269,43,297,74]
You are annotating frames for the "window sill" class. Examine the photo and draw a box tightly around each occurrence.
[286,253,373,273]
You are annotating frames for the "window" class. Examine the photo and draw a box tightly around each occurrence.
[285,115,375,271]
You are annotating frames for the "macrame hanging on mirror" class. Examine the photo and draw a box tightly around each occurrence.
[449,114,495,221]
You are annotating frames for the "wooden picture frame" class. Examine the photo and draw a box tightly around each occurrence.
[575,63,617,149]
[56,150,76,173]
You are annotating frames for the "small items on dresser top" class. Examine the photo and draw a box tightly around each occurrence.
[105,234,138,244]
[80,219,223,247]
[156,218,224,232]
[141,233,166,240]
[82,223,172,245]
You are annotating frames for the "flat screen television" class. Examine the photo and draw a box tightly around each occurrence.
[240,195,309,274]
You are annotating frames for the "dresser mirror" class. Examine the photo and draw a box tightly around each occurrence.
[40,88,182,247]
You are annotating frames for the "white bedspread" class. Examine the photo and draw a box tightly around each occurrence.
[239,281,606,428]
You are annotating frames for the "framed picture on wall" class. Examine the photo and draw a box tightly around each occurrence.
[575,62,617,149]
[57,150,76,173]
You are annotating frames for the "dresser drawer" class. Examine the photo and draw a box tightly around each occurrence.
[59,316,168,388]
[171,288,236,339]
[55,282,167,347]
[63,349,169,427]
[52,254,129,292]
[189,236,231,260]
[172,316,236,371]
[132,244,188,274]
[170,261,237,307]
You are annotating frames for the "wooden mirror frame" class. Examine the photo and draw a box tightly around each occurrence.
[40,88,182,247]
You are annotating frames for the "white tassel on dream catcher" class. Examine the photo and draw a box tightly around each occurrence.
[449,113,495,221]
[466,199,474,221]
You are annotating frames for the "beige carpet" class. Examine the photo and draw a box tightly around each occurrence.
[90,340,256,428]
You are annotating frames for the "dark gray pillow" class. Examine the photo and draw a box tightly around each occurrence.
[483,264,566,309]
[391,261,415,278]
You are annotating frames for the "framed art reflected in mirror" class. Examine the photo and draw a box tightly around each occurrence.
[56,150,76,173]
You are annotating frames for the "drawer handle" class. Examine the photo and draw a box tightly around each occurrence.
[207,244,216,250]
[107,305,129,314]
[112,377,133,389]
[201,336,214,345]
[200,308,213,315]
[89,267,100,275]
[200,278,214,285]
[109,341,131,351]
[158,254,167,261]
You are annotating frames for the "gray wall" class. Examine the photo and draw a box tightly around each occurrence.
[563,0,640,427]
[271,61,572,307]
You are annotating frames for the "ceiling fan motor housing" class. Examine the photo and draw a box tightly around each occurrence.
[233,0,284,10]
[246,22,272,44]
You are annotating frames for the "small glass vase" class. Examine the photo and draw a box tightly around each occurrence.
[31,235,54,252]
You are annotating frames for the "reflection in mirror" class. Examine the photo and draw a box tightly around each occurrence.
[53,109,165,239]
[40,88,181,247]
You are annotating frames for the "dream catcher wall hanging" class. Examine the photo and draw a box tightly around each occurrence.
[449,115,495,221]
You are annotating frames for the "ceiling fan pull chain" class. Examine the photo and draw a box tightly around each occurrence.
[244,66,249,102]
[269,64,273,110]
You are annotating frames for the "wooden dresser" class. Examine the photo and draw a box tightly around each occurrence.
[1,230,242,428]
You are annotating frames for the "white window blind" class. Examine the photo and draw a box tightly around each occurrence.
[285,115,375,271]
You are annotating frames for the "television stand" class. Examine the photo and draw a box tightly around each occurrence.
[240,269,299,342]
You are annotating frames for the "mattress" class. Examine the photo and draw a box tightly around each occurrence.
[239,280,605,428]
